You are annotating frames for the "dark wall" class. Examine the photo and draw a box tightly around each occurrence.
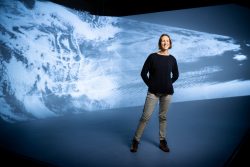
[49,0,249,16]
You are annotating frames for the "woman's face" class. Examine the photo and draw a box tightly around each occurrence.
[160,36,170,50]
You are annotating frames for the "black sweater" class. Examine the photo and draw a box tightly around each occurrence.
[141,53,179,95]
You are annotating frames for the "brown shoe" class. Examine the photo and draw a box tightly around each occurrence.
[130,139,139,152]
[159,139,170,152]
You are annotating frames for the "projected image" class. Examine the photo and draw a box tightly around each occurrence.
[0,0,250,122]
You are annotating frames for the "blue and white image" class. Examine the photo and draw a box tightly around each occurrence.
[0,0,250,122]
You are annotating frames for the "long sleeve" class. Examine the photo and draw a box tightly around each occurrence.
[141,53,178,94]
[171,58,179,83]
[140,55,151,86]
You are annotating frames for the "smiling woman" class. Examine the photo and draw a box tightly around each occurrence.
[130,34,179,153]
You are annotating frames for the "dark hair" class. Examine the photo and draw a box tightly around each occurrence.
[158,34,172,49]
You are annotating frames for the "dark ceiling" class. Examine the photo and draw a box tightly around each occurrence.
[49,0,249,16]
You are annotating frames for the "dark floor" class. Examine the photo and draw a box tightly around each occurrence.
[0,96,249,167]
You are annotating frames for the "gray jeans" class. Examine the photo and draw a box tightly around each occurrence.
[134,91,172,142]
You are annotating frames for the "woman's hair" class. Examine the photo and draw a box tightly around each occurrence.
[158,34,172,49]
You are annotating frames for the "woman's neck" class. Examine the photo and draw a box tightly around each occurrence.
[158,50,169,56]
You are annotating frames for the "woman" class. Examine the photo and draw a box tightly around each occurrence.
[130,34,179,153]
